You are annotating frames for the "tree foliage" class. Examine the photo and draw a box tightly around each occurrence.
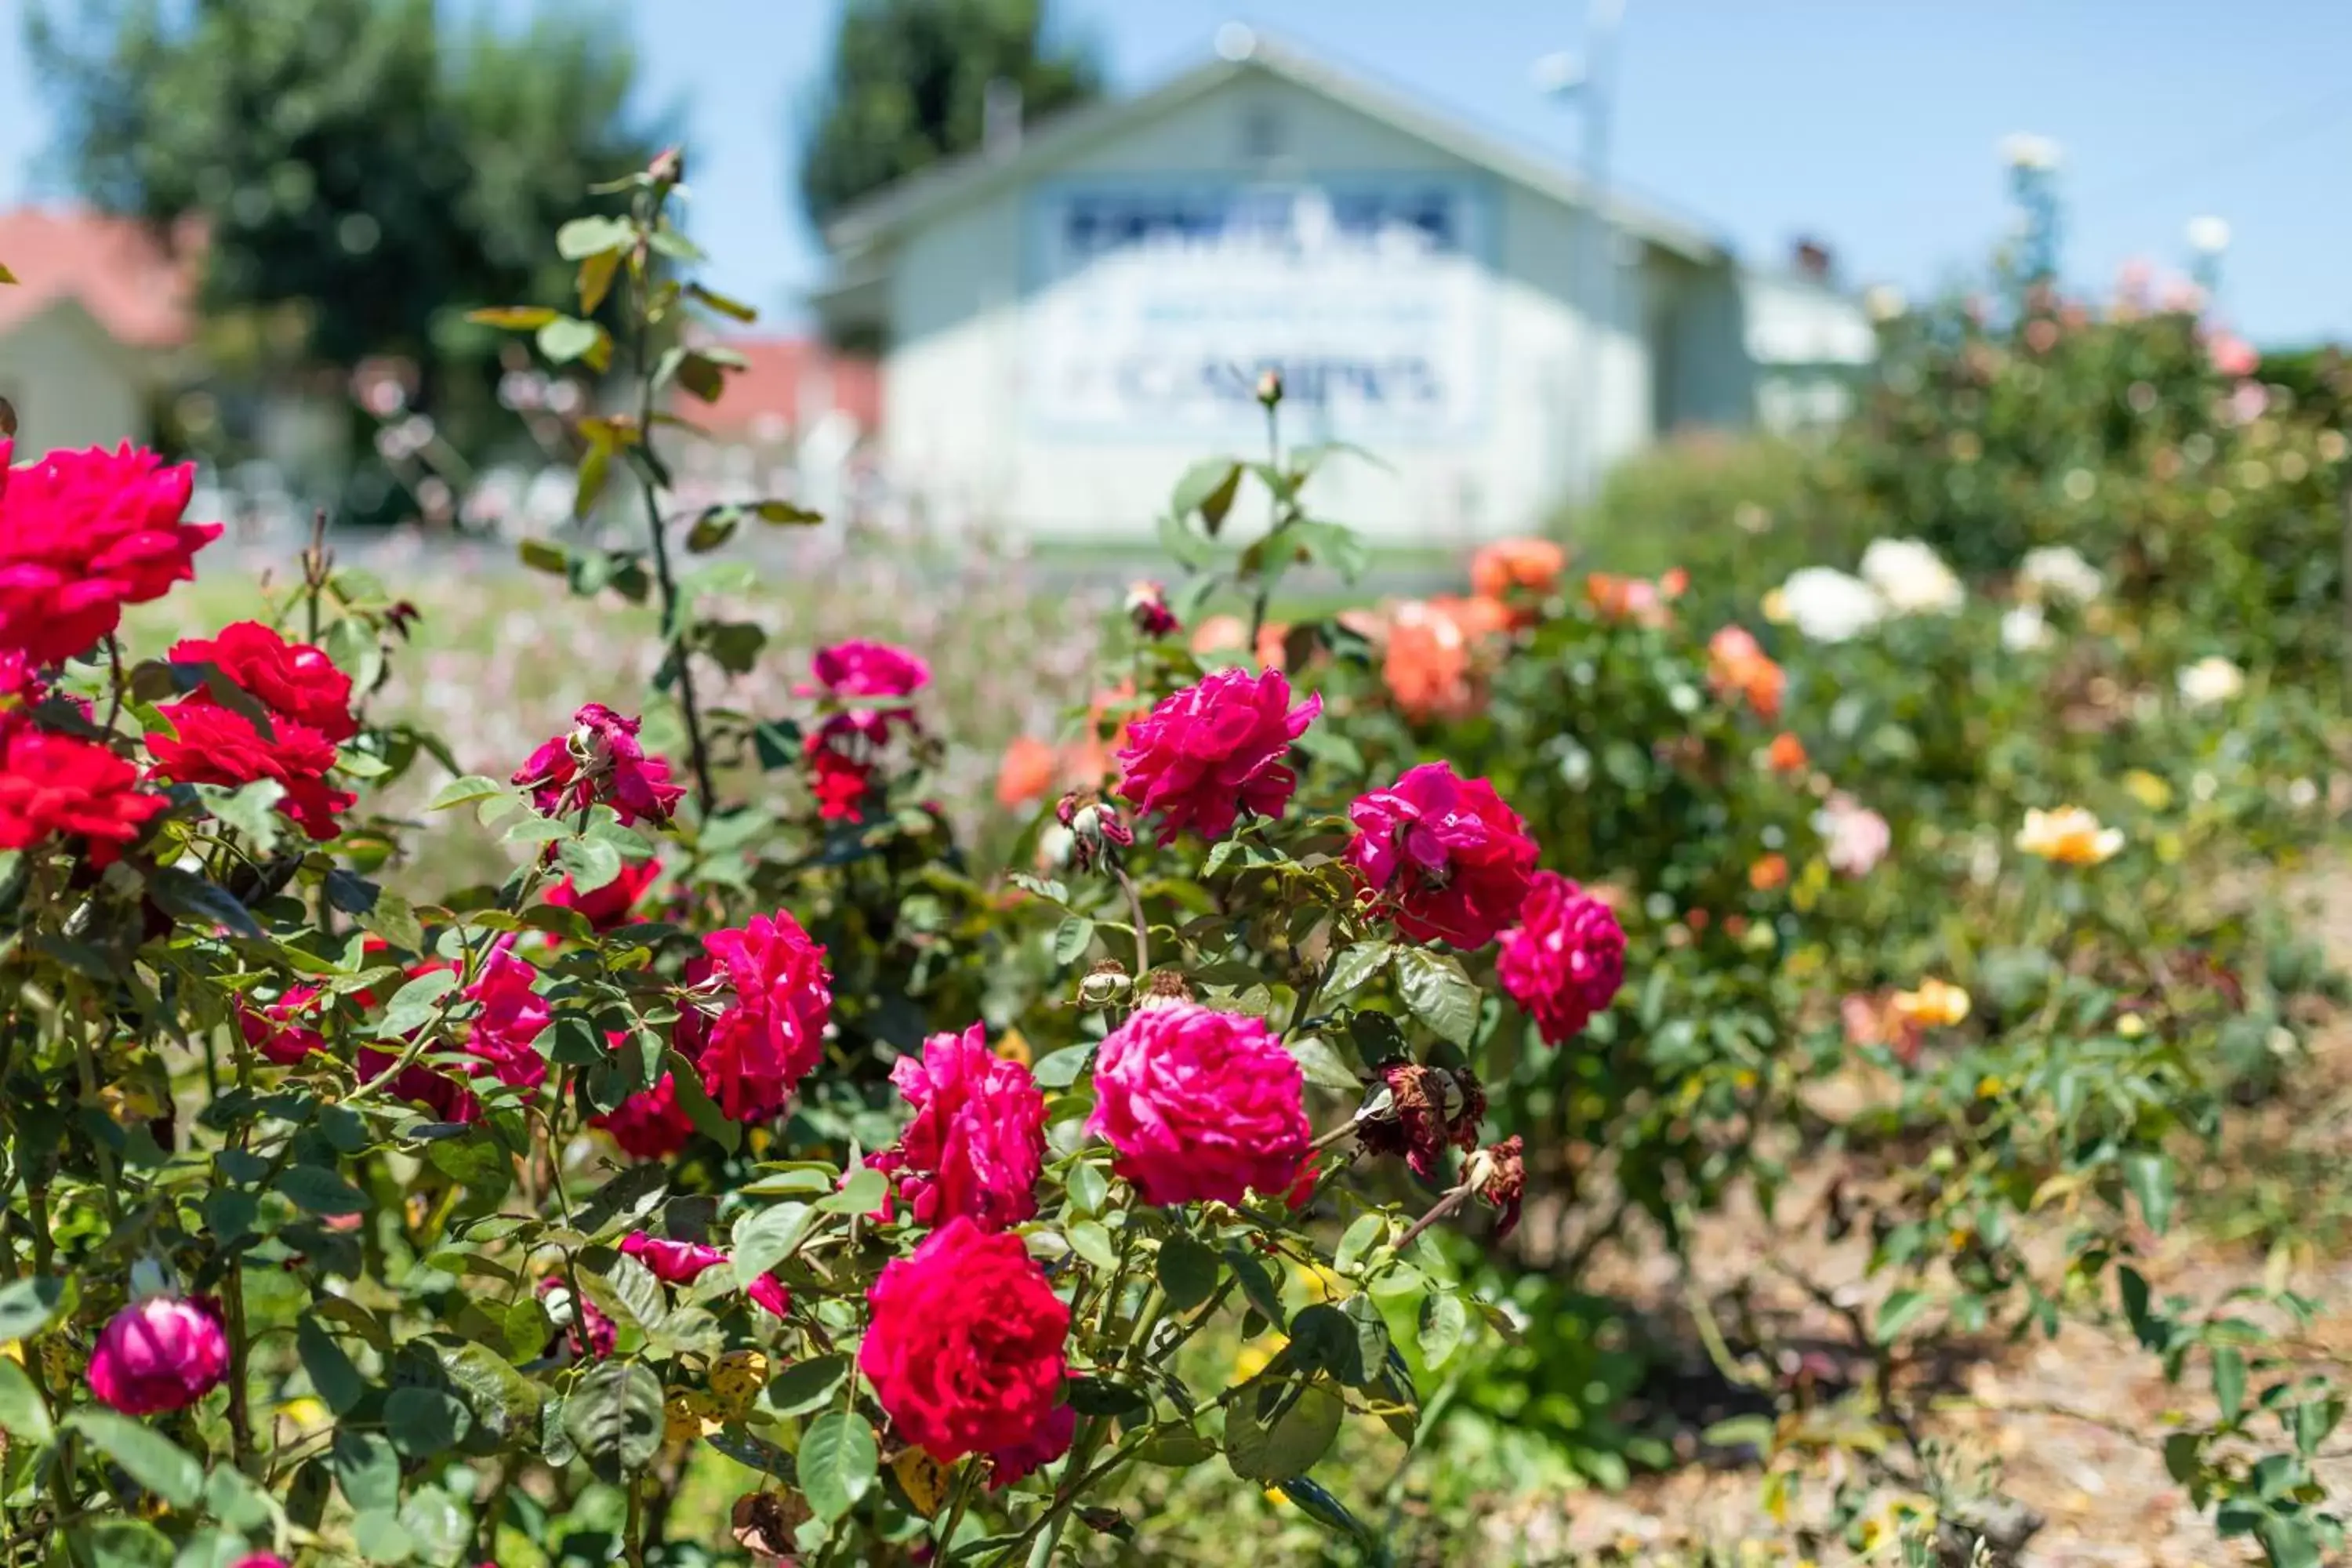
[26,0,659,460]
[796,0,1102,232]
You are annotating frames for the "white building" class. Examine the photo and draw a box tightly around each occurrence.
[0,209,194,456]
[812,31,1874,544]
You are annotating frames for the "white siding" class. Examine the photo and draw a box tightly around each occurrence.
[0,303,148,456]
[874,71,1664,543]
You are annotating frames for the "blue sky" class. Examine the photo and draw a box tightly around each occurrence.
[4,0,2347,343]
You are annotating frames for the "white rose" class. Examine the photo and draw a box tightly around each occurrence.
[2176,656,2244,708]
[2000,604,2052,652]
[1860,538,1965,616]
[1777,567,1886,643]
[2018,545,2103,605]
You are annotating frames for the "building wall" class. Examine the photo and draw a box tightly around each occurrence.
[0,303,147,456]
[876,71,1665,543]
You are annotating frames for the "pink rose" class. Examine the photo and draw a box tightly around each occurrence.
[88,1295,230,1415]
[803,640,929,747]
[869,1023,1047,1231]
[1087,1003,1309,1207]
[620,1231,727,1283]
[1113,667,1322,843]
[1345,762,1537,949]
[545,858,661,932]
[1497,872,1627,1045]
[1815,792,1892,877]
[512,703,684,826]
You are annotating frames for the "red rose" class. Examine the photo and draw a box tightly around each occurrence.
[869,1022,1047,1231]
[592,1068,698,1159]
[168,621,358,741]
[859,1218,1069,1463]
[545,858,661,932]
[673,911,833,1123]
[148,701,354,840]
[1345,762,1537,949]
[1113,667,1322,843]
[802,640,929,747]
[461,949,549,1092]
[512,703,684,826]
[238,984,327,1065]
[0,726,166,860]
[807,740,873,821]
[1496,872,1627,1045]
[0,441,220,665]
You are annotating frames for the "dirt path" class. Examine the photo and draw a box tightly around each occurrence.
[1490,866,2352,1566]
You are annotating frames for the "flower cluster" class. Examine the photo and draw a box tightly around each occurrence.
[869,1023,1047,1230]
[0,441,220,666]
[514,702,683,826]
[1497,873,1627,1046]
[673,910,833,1123]
[800,640,929,821]
[146,620,361,840]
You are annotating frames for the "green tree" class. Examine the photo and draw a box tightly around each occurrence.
[27,0,659,477]
[797,0,1102,232]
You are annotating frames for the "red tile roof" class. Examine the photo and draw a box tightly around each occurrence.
[695,337,881,438]
[0,208,195,350]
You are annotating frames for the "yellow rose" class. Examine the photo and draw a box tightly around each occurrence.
[1892,977,1972,1029]
[2016,805,2123,866]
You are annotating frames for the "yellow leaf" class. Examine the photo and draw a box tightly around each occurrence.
[891,1447,953,1518]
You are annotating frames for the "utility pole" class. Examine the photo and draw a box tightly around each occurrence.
[1537,0,1625,504]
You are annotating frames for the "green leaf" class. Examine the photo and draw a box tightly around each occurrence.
[204,1464,280,1534]
[0,1356,52,1442]
[384,1386,472,1458]
[350,1508,415,1564]
[67,1519,172,1568]
[583,1253,667,1334]
[398,1484,469,1566]
[535,315,602,365]
[763,1352,849,1417]
[730,1202,816,1286]
[375,969,456,1038]
[1321,942,1395,1002]
[2124,1150,2176,1234]
[145,866,261,939]
[556,836,623,895]
[67,1410,202,1506]
[1157,1236,1221,1312]
[1416,1293,1468,1370]
[664,1054,739,1153]
[1289,1300,1388,1387]
[433,1340,543,1442]
[1065,1159,1109,1217]
[0,1276,69,1340]
[1065,1220,1118,1272]
[815,1166,887,1216]
[1393,949,1480,1047]
[1031,1043,1092,1089]
[297,1316,368,1415]
[1136,1425,1218,1468]
[1288,1036,1363,1094]
[330,1428,400,1512]
[563,1359,663,1479]
[1224,1375,1344,1482]
[1223,1248,1287,1327]
[427,774,509,811]
[466,306,558,331]
[1873,1288,1930,1345]
[2212,1345,2248,1422]
[1171,458,1243,535]
[1274,1475,1377,1546]
[192,779,286,849]
[556,214,633,259]
[277,1163,369,1217]
[1334,1214,1386,1275]
[1051,916,1097,965]
[798,1410,880,1523]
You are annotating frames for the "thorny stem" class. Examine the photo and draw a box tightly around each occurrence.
[633,184,717,819]
[302,506,330,648]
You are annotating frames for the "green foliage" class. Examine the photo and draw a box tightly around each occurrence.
[796,0,1102,233]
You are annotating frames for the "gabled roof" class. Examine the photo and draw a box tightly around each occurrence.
[820,31,1726,267]
[0,208,194,350]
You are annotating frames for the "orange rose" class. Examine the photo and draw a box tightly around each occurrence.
[1584,571,1681,629]
[1748,852,1790,891]
[1470,537,1567,610]
[1381,600,1474,720]
[1192,615,1292,673]
[1766,732,1808,773]
[995,736,1058,808]
[1708,626,1785,722]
